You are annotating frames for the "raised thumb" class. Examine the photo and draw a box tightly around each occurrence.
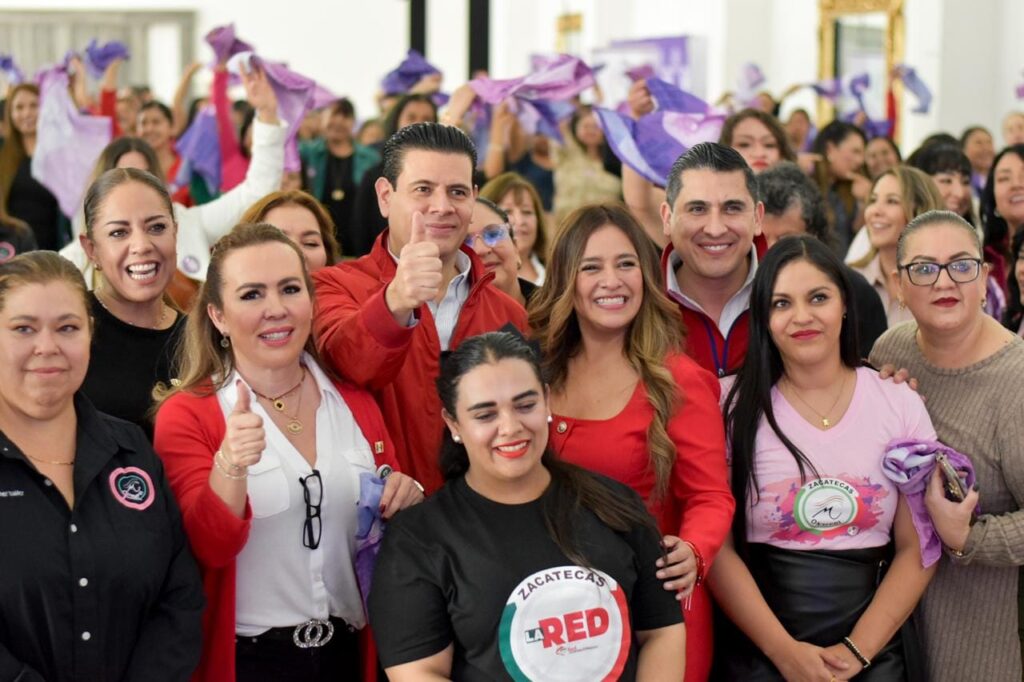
[409,210,427,245]
[234,380,252,414]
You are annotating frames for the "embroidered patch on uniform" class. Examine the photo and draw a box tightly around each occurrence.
[374,441,384,454]
[108,467,155,510]
[181,255,200,274]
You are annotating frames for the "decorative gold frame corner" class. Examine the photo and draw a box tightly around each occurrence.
[817,0,905,130]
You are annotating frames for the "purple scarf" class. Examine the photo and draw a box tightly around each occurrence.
[354,473,386,614]
[31,67,112,217]
[175,107,221,196]
[381,49,440,96]
[205,23,255,64]
[881,438,978,567]
[83,39,130,80]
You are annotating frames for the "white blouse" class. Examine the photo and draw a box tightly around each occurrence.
[218,355,376,635]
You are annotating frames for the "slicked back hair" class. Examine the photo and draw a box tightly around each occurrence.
[380,122,476,187]
[665,142,758,210]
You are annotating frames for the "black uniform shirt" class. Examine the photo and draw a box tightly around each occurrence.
[0,394,204,682]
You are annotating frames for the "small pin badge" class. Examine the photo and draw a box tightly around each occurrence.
[374,441,384,454]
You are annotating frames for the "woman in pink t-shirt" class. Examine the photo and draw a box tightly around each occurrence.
[709,235,937,681]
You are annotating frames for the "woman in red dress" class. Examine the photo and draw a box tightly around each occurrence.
[528,203,735,681]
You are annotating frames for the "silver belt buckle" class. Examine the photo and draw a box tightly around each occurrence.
[292,619,334,648]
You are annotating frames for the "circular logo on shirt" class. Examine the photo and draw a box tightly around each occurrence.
[181,255,200,274]
[0,241,15,264]
[498,567,630,682]
[108,467,155,511]
[793,478,859,534]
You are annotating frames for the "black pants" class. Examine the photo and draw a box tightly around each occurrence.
[236,618,359,682]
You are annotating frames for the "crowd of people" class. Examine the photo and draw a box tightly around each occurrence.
[0,35,1021,682]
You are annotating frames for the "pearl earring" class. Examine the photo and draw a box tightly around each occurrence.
[547,415,553,423]
[452,434,461,443]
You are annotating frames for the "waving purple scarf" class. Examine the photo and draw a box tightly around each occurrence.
[595,107,724,186]
[205,23,255,64]
[83,39,130,80]
[469,54,596,104]
[381,49,441,96]
[892,64,932,114]
[0,54,25,85]
[31,67,112,217]
[881,438,978,567]
[175,107,221,196]
[227,51,333,173]
[355,473,387,614]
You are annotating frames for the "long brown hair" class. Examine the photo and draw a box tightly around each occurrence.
[528,203,684,500]
[240,190,342,265]
[719,108,796,163]
[437,331,663,567]
[479,172,549,263]
[0,84,40,215]
[158,223,326,402]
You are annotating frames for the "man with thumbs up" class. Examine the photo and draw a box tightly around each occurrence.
[315,122,528,494]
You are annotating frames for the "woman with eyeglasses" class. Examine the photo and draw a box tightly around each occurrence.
[153,223,423,682]
[870,210,1024,682]
[466,198,536,306]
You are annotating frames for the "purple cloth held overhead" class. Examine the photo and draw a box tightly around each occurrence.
[381,49,441,96]
[844,72,892,138]
[228,51,324,173]
[205,23,255,64]
[175,107,221,196]
[469,54,596,104]
[645,78,709,114]
[595,106,724,186]
[810,78,842,101]
[354,473,386,614]
[626,64,656,82]
[0,54,25,85]
[83,39,130,80]
[32,67,112,217]
[892,64,932,114]
[881,438,978,568]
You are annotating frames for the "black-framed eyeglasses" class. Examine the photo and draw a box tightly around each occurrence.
[464,223,512,248]
[299,469,322,550]
[898,258,982,286]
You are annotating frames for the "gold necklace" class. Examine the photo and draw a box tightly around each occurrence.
[95,289,169,329]
[783,372,849,429]
[24,452,75,466]
[250,368,306,435]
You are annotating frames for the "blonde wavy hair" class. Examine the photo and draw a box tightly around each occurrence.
[528,203,684,500]
[156,223,326,403]
[851,165,944,268]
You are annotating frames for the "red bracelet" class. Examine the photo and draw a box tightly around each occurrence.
[682,541,706,585]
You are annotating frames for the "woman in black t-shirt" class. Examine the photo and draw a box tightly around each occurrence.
[79,168,185,436]
[369,332,685,681]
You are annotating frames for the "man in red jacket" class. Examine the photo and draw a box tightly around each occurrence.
[659,142,763,377]
[314,122,528,494]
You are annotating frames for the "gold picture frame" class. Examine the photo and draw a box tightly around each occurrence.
[818,0,905,129]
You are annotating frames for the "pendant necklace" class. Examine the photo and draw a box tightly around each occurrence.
[784,372,848,429]
[250,368,307,435]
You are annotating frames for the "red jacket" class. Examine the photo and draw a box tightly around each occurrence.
[661,244,750,377]
[549,353,734,682]
[153,376,397,682]
[313,230,528,494]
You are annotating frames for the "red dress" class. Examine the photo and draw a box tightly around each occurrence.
[549,353,734,682]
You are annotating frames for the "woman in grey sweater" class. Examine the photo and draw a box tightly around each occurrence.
[871,210,1024,682]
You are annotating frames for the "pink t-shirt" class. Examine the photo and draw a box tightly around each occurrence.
[744,367,936,550]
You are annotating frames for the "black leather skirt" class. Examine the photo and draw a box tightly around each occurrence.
[712,543,922,682]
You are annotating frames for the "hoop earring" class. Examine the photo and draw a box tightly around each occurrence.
[220,335,230,349]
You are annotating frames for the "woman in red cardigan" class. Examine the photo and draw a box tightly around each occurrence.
[528,203,735,681]
[154,223,422,682]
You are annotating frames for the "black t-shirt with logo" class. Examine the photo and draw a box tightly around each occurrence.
[369,474,682,681]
